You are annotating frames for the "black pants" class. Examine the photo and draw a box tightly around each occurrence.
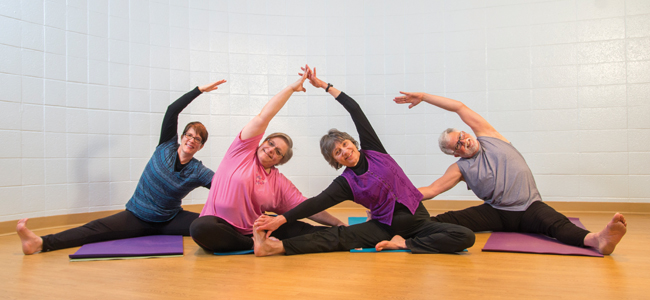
[282,202,475,255]
[190,215,328,252]
[431,201,590,247]
[41,210,198,252]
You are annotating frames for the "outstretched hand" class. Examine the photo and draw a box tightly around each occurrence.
[198,79,227,93]
[254,214,287,238]
[289,65,310,92]
[299,65,326,89]
[393,91,424,109]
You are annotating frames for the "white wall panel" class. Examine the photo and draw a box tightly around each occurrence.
[1,0,648,221]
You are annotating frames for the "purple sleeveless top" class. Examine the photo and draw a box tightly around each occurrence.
[341,150,423,225]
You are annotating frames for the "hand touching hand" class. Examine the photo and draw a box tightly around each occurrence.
[289,65,310,92]
[198,80,227,93]
[299,65,326,89]
[393,91,424,109]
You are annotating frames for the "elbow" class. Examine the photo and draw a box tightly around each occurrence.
[451,102,468,113]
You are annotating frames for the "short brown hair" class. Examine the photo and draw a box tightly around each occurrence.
[320,128,359,170]
[182,121,208,144]
[263,132,293,165]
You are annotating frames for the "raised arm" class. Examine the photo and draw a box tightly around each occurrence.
[240,67,308,140]
[394,92,507,142]
[302,66,386,153]
[159,80,226,145]
[419,163,464,200]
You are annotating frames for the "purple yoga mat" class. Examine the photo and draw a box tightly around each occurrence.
[69,235,184,259]
[482,217,603,257]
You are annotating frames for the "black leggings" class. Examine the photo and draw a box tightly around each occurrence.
[431,201,590,247]
[41,210,199,252]
[190,215,328,252]
[282,202,475,255]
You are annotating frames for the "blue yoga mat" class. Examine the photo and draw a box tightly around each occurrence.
[213,249,254,256]
[351,248,410,253]
[348,216,367,225]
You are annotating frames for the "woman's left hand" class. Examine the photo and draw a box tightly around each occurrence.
[198,79,227,93]
[289,65,309,92]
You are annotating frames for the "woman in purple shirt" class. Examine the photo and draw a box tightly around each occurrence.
[252,67,475,256]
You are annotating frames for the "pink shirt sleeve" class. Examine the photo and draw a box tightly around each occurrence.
[266,173,307,215]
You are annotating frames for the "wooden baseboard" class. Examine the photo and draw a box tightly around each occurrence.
[3,201,649,235]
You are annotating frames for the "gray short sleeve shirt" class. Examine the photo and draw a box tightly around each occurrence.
[456,136,541,211]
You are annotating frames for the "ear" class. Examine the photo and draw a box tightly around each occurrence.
[198,143,205,151]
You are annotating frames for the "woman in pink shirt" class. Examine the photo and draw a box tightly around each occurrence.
[190,67,344,252]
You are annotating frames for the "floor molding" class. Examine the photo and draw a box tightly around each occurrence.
[3,201,648,235]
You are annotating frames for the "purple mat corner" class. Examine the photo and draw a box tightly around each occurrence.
[69,235,184,259]
[482,217,603,257]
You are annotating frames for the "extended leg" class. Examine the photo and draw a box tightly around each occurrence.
[157,210,199,236]
[37,210,153,252]
[256,220,392,256]
[189,215,253,252]
[270,220,328,240]
[431,203,506,232]
[519,201,590,247]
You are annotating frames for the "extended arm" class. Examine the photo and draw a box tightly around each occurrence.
[307,211,346,227]
[394,92,507,142]
[254,177,352,237]
[303,66,386,153]
[240,68,308,140]
[159,80,226,145]
[419,163,464,200]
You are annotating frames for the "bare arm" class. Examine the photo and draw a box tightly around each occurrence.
[419,163,464,200]
[240,67,308,140]
[307,211,346,226]
[394,92,508,142]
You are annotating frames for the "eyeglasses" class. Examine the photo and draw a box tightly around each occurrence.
[454,131,466,154]
[267,139,285,159]
[184,133,203,144]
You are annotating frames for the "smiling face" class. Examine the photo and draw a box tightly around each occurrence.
[447,131,480,158]
[257,137,289,169]
[331,139,360,168]
[179,127,204,157]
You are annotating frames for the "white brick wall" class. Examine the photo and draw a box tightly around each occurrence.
[0,0,648,221]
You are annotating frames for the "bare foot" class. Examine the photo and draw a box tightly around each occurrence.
[16,218,43,255]
[252,227,285,257]
[375,235,407,252]
[584,213,627,255]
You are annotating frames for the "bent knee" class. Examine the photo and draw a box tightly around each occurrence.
[189,217,212,239]
[453,226,476,249]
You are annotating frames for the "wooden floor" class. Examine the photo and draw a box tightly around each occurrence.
[1,209,649,299]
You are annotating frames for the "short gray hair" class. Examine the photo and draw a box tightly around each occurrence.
[438,128,459,155]
[264,132,293,165]
[320,129,359,170]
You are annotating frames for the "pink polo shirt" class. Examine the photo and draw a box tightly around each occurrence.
[200,131,306,235]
